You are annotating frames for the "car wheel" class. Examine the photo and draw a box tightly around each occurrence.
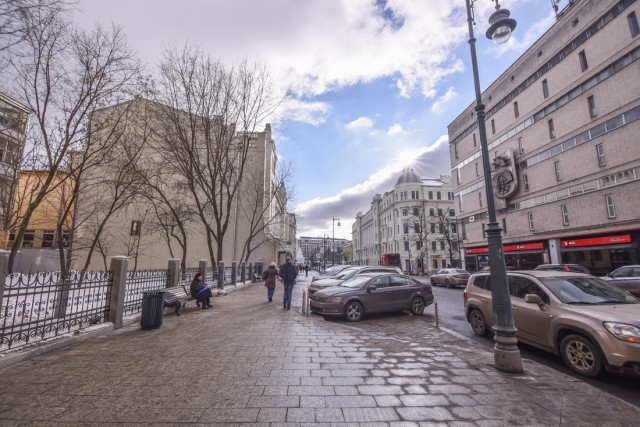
[344,301,363,322]
[560,334,602,378]
[469,309,488,336]
[445,279,451,288]
[430,278,436,286]
[410,297,425,315]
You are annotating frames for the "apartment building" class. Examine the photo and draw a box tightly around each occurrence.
[448,0,640,274]
[352,167,456,273]
[74,97,293,269]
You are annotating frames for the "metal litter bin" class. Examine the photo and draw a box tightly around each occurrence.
[141,290,166,330]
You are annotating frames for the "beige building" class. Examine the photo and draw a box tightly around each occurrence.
[74,97,293,270]
[352,168,456,273]
[298,235,351,269]
[448,0,640,274]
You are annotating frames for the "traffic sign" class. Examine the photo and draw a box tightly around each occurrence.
[420,247,426,253]
[420,252,425,258]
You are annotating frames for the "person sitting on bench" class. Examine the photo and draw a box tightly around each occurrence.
[190,273,213,309]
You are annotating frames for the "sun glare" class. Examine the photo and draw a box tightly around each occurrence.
[395,148,418,168]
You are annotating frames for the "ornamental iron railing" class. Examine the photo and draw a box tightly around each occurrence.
[122,269,167,316]
[0,270,113,352]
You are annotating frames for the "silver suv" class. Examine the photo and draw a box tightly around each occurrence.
[464,270,640,377]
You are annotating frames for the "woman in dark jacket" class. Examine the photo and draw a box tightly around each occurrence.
[190,273,213,309]
[263,262,279,302]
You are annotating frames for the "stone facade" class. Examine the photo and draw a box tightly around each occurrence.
[448,0,640,274]
[352,167,455,273]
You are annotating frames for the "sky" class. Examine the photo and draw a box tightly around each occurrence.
[72,0,560,240]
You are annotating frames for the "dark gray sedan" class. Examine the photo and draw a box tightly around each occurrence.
[309,272,433,322]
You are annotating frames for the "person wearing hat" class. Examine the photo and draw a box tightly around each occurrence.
[262,262,279,302]
[279,256,298,310]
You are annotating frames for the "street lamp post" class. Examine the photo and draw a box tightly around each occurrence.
[464,0,522,373]
[332,217,340,266]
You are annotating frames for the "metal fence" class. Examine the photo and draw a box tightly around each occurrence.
[0,270,113,352]
[122,269,168,316]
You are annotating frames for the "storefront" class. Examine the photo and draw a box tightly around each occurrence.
[464,242,546,272]
[560,231,640,276]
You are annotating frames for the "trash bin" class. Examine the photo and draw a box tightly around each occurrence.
[141,290,166,330]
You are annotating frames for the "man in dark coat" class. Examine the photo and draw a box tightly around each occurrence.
[279,257,298,310]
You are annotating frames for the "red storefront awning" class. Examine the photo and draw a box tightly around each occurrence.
[561,234,631,248]
[465,242,544,255]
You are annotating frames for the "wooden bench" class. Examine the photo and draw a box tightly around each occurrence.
[163,282,218,314]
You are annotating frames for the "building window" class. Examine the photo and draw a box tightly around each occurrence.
[404,241,409,251]
[629,12,640,37]
[403,224,409,234]
[454,142,459,159]
[491,119,496,134]
[528,213,534,231]
[412,207,419,215]
[554,160,561,181]
[402,208,408,216]
[411,191,419,199]
[130,220,142,236]
[41,230,55,248]
[414,223,420,232]
[513,101,519,118]
[430,223,436,233]
[475,162,479,177]
[416,241,421,250]
[448,191,454,200]
[542,79,549,98]
[548,119,555,139]
[23,230,35,247]
[587,95,597,118]
[479,192,482,208]
[596,143,606,167]
[449,209,455,217]
[439,224,444,234]
[561,205,570,226]
[428,191,433,200]
[578,50,588,72]
[437,208,443,216]
[473,133,477,147]
[605,194,616,218]
[523,174,529,192]
[440,241,445,250]
[437,191,441,200]
[518,137,524,154]
[431,241,437,251]
[429,208,434,216]
[502,218,507,234]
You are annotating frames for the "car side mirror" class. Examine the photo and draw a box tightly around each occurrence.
[367,285,377,292]
[524,294,546,311]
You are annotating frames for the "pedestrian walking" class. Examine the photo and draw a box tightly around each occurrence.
[279,256,298,310]
[262,262,279,302]
[304,264,309,277]
[190,272,213,309]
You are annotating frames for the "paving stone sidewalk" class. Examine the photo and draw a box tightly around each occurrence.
[0,272,638,426]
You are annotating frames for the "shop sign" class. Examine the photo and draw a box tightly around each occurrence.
[561,234,631,248]
[465,242,543,254]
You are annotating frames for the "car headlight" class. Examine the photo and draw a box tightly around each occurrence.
[322,296,342,303]
[603,322,640,343]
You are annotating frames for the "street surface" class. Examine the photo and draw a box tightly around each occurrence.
[417,278,640,408]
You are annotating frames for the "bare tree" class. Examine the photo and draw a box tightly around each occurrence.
[7,5,142,271]
[432,204,461,268]
[154,44,284,267]
[404,203,432,274]
[238,160,294,262]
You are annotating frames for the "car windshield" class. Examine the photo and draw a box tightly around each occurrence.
[323,265,344,275]
[340,275,374,289]
[540,276,639,304]
[335,267,361,279]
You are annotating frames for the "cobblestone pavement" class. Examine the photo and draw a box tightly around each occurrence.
[1,272,639,426]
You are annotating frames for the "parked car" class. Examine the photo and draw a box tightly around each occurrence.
[600,265,640,297]
[308,266,402,295]
[430,268,470,288]
[310,265,351,283]
[310,272,433,322]
[464,270,640,377]
[533,263,591,274]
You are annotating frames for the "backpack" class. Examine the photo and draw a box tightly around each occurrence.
[284,264,297,283]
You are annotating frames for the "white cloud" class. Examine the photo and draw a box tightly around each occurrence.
[277,98,331,126]
[431,87,458,113]
[345,116,374,131]
[387,124,405,135]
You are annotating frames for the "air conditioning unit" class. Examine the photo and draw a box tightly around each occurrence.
[468,215,475,223]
